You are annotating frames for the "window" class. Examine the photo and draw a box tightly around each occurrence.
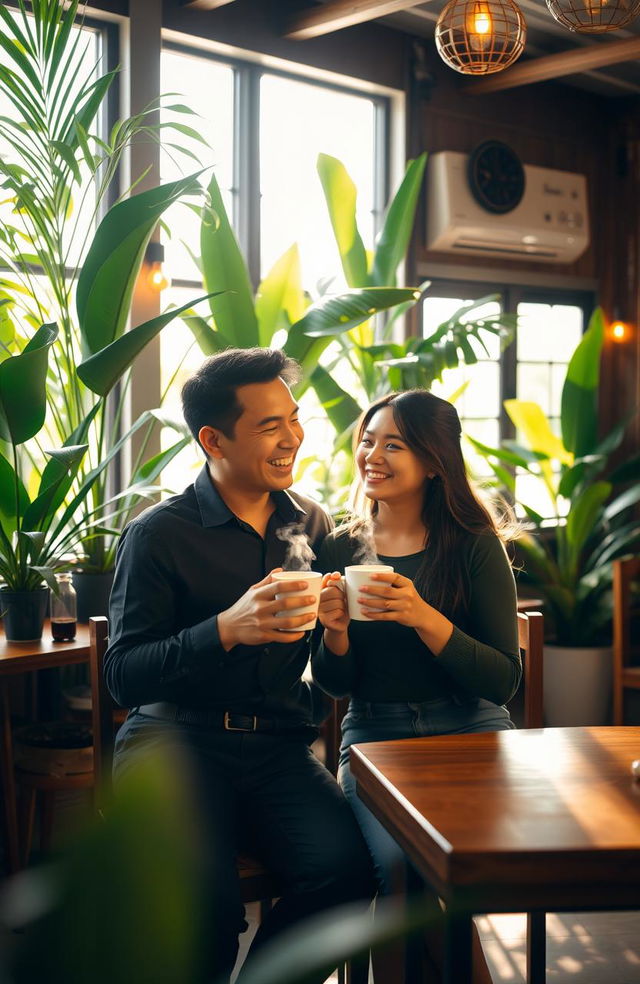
[158,44,389,495]
[421,282,593,506]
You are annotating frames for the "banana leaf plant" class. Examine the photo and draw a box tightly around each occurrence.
[470,308,640,646]
[184,169,421,389]
[0,0,212,573]
[179,168,422,472]
[310,153,516,448]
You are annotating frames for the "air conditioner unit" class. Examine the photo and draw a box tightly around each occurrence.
[426,151,589,264]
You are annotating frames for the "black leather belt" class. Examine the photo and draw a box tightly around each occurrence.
[136,702,277,732]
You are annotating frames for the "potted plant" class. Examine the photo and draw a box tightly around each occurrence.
[0,323,88,639]
[0,0,211,619]
[471,308,640,724]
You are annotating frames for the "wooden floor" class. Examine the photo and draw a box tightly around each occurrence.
[236,902,640,983]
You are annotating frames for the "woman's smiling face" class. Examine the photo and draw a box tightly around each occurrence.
[356,405,432,505]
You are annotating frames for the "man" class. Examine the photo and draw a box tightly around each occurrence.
[105,348,373,982]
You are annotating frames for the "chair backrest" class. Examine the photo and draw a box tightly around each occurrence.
[514,610,544,728]
[613,556,640,724]
[89,615,115,812]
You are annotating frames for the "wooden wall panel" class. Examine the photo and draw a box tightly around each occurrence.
[407,56,639,438]
[599,104,640,455]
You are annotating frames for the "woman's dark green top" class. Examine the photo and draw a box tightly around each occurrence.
[311,529,521,706]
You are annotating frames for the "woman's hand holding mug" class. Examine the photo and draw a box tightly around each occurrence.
[359,570,454,655]
[318,572,351,655]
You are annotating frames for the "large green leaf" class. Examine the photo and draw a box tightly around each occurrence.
[0,451,29,539]
[37,403,101,494]
[0,322,57,444]
[6,748,200,984]
[317,154,368,287]
[309,364,363,438]
[296,287,421,338]
[370,153,427,287]
[182,314,228,356]
[565,481,611,574]
[77,293,219,396]
[21,444,89,533]
[200,171,258,348]
[130,437,190,486]
[603,483,640,522]
[561,307,604,457]
[255,243,307,346]
[76,172,203,356]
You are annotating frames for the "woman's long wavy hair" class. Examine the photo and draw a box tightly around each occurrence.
[345,390,516,618]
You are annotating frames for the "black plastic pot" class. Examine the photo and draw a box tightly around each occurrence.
[1,587,49,642]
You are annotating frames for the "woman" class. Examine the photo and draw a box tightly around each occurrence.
[312,390,521,934]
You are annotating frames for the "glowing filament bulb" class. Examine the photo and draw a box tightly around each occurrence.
[148,262,169,291]
[468,2,494,50]
[611,320,627,341]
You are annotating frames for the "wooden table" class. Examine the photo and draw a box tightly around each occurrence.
[351,727,640,984]
[0,622,90,874]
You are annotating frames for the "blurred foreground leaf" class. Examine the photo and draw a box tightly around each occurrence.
[2,744,203,984]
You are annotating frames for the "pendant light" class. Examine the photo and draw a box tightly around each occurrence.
[546,0,640,32]
[435,0,527,75]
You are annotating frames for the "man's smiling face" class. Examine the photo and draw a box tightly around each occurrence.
[208,377,304,494]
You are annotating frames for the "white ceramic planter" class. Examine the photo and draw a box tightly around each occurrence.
[543,644,612,726]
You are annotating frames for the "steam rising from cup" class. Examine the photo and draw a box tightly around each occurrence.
[352,520,377,565]
[276,524,316,571]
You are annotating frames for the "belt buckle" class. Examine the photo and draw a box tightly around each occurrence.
[223,711,257,732]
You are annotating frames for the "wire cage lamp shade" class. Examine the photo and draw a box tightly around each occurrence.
[546,0,640,32]
[435,0,527,75]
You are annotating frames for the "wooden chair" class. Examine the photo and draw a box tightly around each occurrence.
[613,556,640,724]
[514,609,544,728]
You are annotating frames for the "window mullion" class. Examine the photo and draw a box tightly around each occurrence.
[234,64,261,290]
[501,285,518,444]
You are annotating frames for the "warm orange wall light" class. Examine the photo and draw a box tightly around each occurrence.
[610,320,630,341]
[145,241,170,292]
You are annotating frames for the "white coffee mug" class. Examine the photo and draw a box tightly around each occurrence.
[344,564,394,621]
[272,570,322,631]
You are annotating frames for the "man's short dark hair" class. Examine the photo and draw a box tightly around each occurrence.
[181,347,302,448]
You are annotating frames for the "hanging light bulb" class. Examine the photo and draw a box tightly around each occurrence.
[547,0,640,31]
[145,241,170,292]
[468,2,494,50]
[436,0,526,76]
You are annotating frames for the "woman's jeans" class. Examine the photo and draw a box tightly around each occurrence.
[338,696,515,896]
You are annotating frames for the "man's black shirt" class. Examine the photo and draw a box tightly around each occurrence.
[104,464,332,722]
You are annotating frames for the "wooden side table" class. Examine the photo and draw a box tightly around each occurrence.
[0,623,90,874]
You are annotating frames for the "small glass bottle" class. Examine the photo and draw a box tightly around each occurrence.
[50,573,77,641]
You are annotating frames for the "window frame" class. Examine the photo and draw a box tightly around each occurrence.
[161,39,392,291]
[421,279,595,444]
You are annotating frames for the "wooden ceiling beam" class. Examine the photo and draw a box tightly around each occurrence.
[179,0,236,9]
[285,0,430,40]
[467,35,640,94]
